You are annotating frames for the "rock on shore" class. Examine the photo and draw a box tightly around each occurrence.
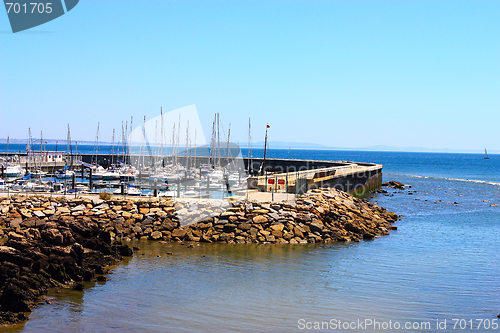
[0,187,399,326]
[382,181,406,190]
[0,196,133,326]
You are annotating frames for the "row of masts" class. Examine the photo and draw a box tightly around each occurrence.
[19,109,266,177]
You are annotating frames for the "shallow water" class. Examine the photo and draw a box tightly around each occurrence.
[3,150,500,333]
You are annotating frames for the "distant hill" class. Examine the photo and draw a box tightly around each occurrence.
[241,141,329,149]
[356,145,483,154]
[0,138,490,154]
[0,138,96,145]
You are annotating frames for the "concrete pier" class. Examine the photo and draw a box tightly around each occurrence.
[246,161,382,197]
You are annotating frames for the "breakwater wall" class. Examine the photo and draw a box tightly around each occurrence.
[247,162,382,196]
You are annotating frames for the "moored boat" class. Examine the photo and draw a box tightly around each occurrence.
[113,186,142,196]
[55,169,75,179]
[2,164,25,178]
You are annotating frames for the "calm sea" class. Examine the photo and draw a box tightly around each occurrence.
[3,149,500,333]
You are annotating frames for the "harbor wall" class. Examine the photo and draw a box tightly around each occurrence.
[246,162,382,197]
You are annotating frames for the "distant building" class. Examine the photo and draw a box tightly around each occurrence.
[27,151,65,163]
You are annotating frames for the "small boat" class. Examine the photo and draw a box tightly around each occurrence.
[2,164,25,178]
[91,166,120,180]
[33,183,50,192]
[55,169,75,179]
[126,187,142,196]
[113,186,142,196]
[484,148,490,159]
[201,182,225,190]
[51,183,66,193]
[100,171,120,180]
[11,180,36,191]
[182,190,199,198]
[120,171,135,181]
[149,172,169,183]
[29,169,48,178]
[93,181,111,189]
[158,191,179,198]
[67,184,89,193]
[0,179,9,191]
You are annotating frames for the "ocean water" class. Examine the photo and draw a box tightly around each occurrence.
[3,149,500,333]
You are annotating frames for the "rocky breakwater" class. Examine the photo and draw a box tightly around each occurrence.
[0,196,133,327]
[169,188,399,244]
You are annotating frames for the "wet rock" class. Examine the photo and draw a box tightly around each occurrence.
[309,221,324,233]
[150,231,162,240]
[382,181,406,190]
[172,228,187,239]
[73,283,85,291]
[41,229,64,246]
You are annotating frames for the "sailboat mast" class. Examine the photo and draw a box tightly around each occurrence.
[248,118,252,175]
[210,115,216,169]
[217,113,221,167]
[66,125,69,156]
[226,123,232,170]
[129,116,133,157]
[185,120,190,169]
[93,122,100,166]
[123,121,127,161]
[141,116,146,170]
[154,120,158,169]
[177,115,181,168]
[226,124,231,158]
[261,124,269,176]
[67,124,73,168]
[160,107,164,157]
[111,128,115,166]
[27,128,32,173]
[38,130,43,173]
[194,129,197,169]
[28,128,32,152]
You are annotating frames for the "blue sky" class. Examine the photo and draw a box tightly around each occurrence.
[1,0,499,152]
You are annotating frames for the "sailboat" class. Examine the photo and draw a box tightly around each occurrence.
[484,148,490,159]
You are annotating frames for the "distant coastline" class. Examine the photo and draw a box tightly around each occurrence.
[0,139,492,155]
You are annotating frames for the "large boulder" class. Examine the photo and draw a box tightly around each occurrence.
[41,228,64,245]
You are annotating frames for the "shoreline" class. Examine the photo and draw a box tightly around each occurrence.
[0,188,399,327]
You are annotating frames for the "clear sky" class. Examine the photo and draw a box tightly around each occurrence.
[1,0,499,152]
